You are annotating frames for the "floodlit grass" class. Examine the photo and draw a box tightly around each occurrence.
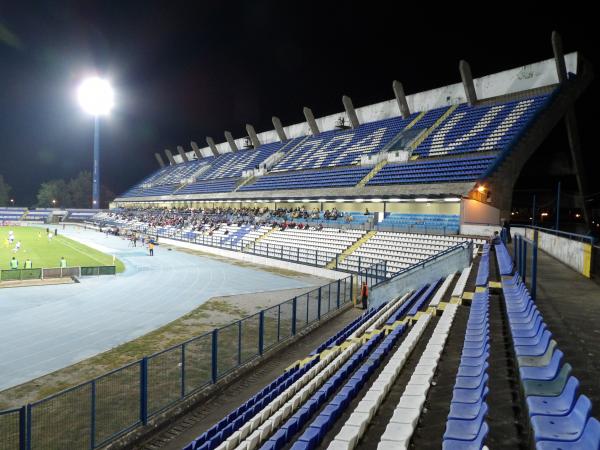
[0,226,125,272]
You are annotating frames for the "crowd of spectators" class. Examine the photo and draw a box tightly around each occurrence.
[96,206,366,234]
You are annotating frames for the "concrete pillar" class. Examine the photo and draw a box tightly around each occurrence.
[552,31,568,83]
[164,149,176,165]
[177,145,189,163]
[392,81,410,119]
[303,107,320,136]
[272,116,288,142]
[206,137,220,156]
[459,60,477,105]
[191,141,203,159]
[154,152,165,168]
[224,131,238,152]
[245,124,261,148]
[342,95,360,128]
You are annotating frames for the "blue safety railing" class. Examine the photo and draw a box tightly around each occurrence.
[514,224,596,244]
[1,275,354,450]
[514,233,538,300]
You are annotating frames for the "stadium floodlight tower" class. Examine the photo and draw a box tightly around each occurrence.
[77,77,114,209]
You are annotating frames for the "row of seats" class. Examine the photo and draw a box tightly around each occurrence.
[442,245,491,449]
[271,115,418,173]
[183,361,316,450]
[378,304,459,449]
[495,242,600,449]
[228,291,417,449]
[413,95,549,158]
[377,213,460,234]
[368,155,496,187]
[288,327,405,450]
[339,233,468,277]
[239,166,371,192]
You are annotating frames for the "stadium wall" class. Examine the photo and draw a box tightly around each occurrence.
[173,53,578,162]
[512,226,592,277]
[159,237,349,280]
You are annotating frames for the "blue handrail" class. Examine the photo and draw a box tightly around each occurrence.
[515,224,595,244]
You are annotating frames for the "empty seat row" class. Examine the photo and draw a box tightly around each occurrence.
[378,304,459,449]
[442,245,491,449]
[496,242,600,449]
[442,290,490,448]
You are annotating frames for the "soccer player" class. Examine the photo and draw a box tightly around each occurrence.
[14,241,21,253]
[48,232,53,242]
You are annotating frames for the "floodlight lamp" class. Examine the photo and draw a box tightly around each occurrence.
[78,77,114,116]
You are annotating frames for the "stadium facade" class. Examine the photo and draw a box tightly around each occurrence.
[112,39,591,237]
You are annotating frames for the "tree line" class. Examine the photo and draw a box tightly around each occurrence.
[0,171,113,208]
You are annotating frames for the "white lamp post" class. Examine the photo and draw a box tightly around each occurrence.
[77,77,114,209]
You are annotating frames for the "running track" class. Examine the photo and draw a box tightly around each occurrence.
[0,226,311,390]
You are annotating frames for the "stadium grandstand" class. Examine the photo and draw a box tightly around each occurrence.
[1,28,599,450]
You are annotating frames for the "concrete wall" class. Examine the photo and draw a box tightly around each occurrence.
[160,238,348,280]
[512,227,592,277]
[386,202,460,215]
[173,53,578,163]
[368,243,472,309]
[461,199,500,225]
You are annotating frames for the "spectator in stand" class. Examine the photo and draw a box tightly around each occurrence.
[364,208,370,215]
[360,281,369,310]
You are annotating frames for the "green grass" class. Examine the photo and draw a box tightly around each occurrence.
[0,226,125,272]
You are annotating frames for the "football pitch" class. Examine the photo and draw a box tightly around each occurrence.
[0,225,125,272]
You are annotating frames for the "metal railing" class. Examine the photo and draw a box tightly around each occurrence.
[375,223,459,235]
[513,224,596,244]
[0,266,116,282]
[514,233,538,300]
[0,275,353,450]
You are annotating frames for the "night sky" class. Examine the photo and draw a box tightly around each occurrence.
[0,2,597,207]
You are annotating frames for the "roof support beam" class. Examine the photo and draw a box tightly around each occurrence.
[459,60,477,105]
[342,95,360,128]
[177,145,189,163]
[154,152,165,168]
[393,81,411,119]
[245,124,261,148]
[224,131,238,152]
[272,116,288,142]
[552,31,591,229]
[190,141,203,159]
[303,107,320,136]
[164,149,176,165]
[206,137,220,156]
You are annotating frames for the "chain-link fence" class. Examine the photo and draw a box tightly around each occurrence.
[1,275,353,450]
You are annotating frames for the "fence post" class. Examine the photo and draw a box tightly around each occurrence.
[26,404,31,450]
[277,305,281,342]
[238,321,242,365]
[181,343,186,399]
[211,329,218,383]
[140,357,148,425]
[292,297,297,336]
[317,287,322,320]
[297,247,300,262]
[19,406,26,450]
[91,380,96,449]
[523,241,528,285]
[337,279,341,308]
[350,275,354,303]
[532,234,538,301]
[259,311,265,356]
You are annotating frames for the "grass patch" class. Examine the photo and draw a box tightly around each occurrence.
[0,226,125,272]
